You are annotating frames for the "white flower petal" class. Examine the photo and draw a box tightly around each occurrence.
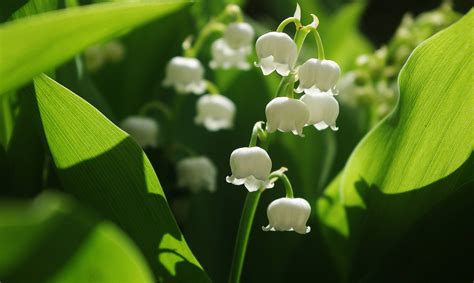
[265,97,309,136]
[255,32,297,76]
[226,147,273,191]
[263,197,311,234]
[120,116,158,148]
[195,94,235,131]
[223,22,255,50]
[177,156,217,193]
[163,56,206,94]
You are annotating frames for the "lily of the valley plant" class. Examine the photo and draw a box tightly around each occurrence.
[226,4,341,282]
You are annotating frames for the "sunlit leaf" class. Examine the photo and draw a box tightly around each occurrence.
[0,0,191,94]
[33,74,210,282]
[0,191,154,282]
[317,11,474,282]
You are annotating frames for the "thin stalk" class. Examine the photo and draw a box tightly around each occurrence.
[313,30,325,60]
[293,27,311,53]
[229,122,267,283]
[206,80,220,95]
[248,121,264,147]
[139,101,173,120]
[228,190,263,283]
[184,23,225,57]
[269,171,294,198]
[276,17,301,32]
[280,174,294,198]
[275,73,296,98]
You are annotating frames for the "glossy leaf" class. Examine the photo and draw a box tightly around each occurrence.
[33,74,210,282]
[0,191,154,282]
[0,0,190,94]
[317,11,474,282]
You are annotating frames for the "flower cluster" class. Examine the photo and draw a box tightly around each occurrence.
[338,3,459,122]
[162,5,254,132]
[255,16,341,135]
[226,5,343,235]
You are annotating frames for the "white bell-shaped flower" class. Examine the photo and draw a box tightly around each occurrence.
[226,147,274,192]
[262,197,311,234]
[223,22,254,50]
[255,32,297,76]
[209,38,251,70]
[162,56,206,94]
[177,156,217,193]
[296,59,341,92]
[265,97,309,136]
[195,94,236,131]
[120,116,158,148]
[300,89,339,131]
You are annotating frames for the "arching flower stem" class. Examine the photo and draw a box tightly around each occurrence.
[205,80,221,95]
[248,121,266,147]
[276,17,302,32]
[139,101,173,120]
[293,26,312,53]
[269,170,294,198]
[184,22,226,58]
[312,29,326,60]
[275,72,297,98]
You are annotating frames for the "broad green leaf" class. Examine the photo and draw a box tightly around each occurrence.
[33,74,210,282]
[318,11,474,282]
[0,0,190,94]
[0,191,154,282]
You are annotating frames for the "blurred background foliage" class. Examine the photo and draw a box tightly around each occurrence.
[0,0,472,282]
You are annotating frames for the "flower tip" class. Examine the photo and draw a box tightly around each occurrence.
[294,3,301,20]
[309,14,319,29]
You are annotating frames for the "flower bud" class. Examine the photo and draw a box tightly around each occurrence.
[223,22,254,50]
[262,197,311,234]
[103,40,125,63]
[300,89,339,131]
[163,56,206,94]
[296,59,340,92]
[177,156,217,193]
[255,32,297,76]
[226,147,273,192]
[195,94,236,131]
[265,97,309,136]
[84,45,105,72]
[209,38,250,70]
[120,116,158,148]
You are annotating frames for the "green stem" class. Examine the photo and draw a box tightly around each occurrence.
[228,190,263,283]
[248,121,264,147]
[294,27,311,53]
[184,22,226,57]
[275,73,296,98]
[280,174,294,198]
[206,80,220,95]
[229,121,268,283]
[269,171,294,198]
[139,101,173,120]
[313,30,325,60]
[276,17,301,32]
